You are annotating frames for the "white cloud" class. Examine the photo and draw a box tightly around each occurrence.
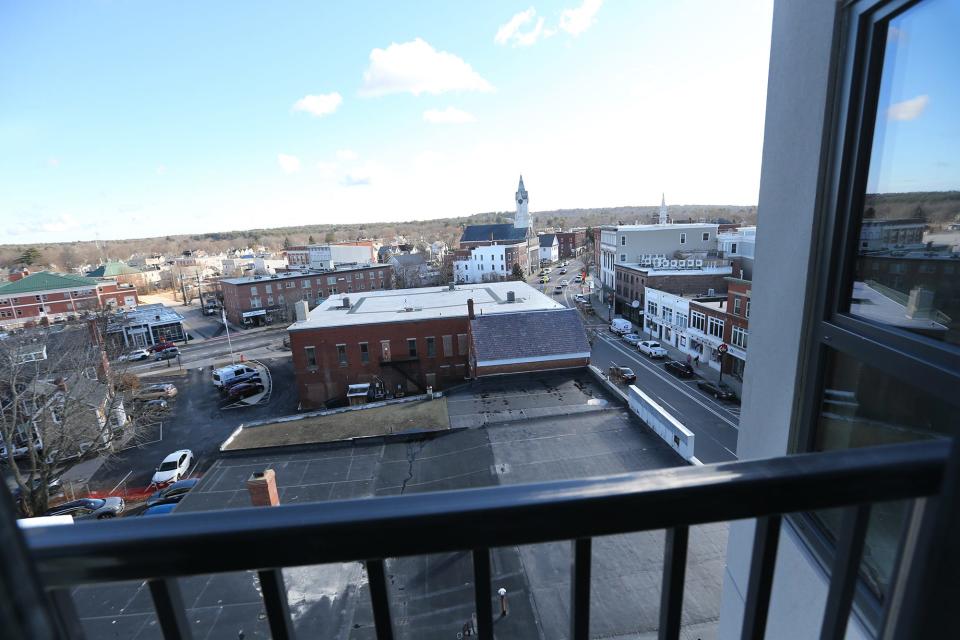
[277,153,301,173]
[336,149,359,161]
[341,170,372,187]
[559,0,603,36]
[156,165,168,176]
[888,94,929,121]
[423,107,477,124]
[495,8,546,47]
[292,92,343,117]
[360,38,493,97]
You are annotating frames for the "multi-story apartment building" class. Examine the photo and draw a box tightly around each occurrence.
[0,271,139,329]
[614,259,732,325]
[287,281,580,407]
[286,242,376,270]
[453,243,526,283]
[221,264,392,327]
[555,229,586,258]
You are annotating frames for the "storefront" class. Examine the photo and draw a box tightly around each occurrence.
[241,309,268,327]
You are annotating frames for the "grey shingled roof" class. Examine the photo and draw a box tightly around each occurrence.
[470,308,590,362]
[539,233,557,246]
[390,253,426,266]
[460,223,530,243]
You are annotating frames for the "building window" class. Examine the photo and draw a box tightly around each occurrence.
[407,338,417,358]
[707,316,724,338]
[620,236,626,246]
[426,337,436,357]
[702,232,709,242]
[250,286,257,295]
[304,346,316,368]
[731,326,748,349]
[457,333,468,355]
[620,254,626,262]
[360,342,369,364]
[286,281,295,288]
[734,297,742,316]
[267,296,274,306]
[336,344,347,366]
[265,284,272,294]
[731,243,738,254]
[250,297,261,308]
[690,310,706,332]
[680,233,686,244]
[442,334,453,356]
[302,280,311,288]
[745,300,750,318]
[647,301,658,317]
[662,307,673,324]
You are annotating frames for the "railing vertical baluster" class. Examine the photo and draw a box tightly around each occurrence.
[257,569,296,640]
[365,559,394,640]
[820,504,871,640]
[740,515,781,640]
[147,578,192,640]
[659,526,689,640]
[570,538,592,640]
[472,547,493,640]
[49,588,86,640]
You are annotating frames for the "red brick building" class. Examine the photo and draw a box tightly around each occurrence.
[221,264,393,327]
[721,278,751,379]
[288,282,572,408]
[614,262,732,326]
[555,229,587,258]
[0,271,138,329]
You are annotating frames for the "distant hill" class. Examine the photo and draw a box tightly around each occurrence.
[1,203,758,270]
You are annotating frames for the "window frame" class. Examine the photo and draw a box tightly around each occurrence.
[791,0,960,629]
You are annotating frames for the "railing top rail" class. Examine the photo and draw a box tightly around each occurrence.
[27,440,947,588]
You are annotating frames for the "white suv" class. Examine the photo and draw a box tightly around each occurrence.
[638,340,668,358]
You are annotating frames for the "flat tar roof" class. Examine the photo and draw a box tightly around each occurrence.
[222,264,383,285]
[289,281,564,330]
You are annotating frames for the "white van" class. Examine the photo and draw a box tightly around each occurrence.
[610,318,632,335]
[212,364,258,388]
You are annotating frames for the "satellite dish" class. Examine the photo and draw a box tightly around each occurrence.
[631,300,640,309]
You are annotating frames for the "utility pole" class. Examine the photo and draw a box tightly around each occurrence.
[196,272,204,308]
[222,308,236,364]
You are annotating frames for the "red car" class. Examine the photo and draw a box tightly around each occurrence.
[226,382,265,400]
[148,341,177,353]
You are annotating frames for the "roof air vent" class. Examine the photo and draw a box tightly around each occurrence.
[506,291,515,302]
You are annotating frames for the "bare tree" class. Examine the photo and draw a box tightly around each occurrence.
[0,319,158,517]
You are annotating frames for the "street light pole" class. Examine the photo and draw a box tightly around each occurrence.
[222,308,236,364]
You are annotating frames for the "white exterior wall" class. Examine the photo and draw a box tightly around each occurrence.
[601,224,720,292]
[308,245,374,267]
[718,227,757,260]
[718,1,871,639]
[453,245,509,284]
[539,242,559,263]
[642,288,694,353]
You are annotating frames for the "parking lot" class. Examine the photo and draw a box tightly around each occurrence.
[87,356,300,503]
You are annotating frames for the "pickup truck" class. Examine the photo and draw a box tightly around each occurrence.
[637,340,668,358]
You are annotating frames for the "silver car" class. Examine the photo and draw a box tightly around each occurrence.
[44,497,125,520]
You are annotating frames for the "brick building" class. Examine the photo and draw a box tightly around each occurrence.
[286,242,376,269]
[221,264,392,327]
[722,278,751,379]
[287,282,574,408]
[0,271,139,329]
[555,229,587,258]
[614,261,732,326]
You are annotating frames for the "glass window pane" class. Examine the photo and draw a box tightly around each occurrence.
[848,0,960,344]
[812,348,954,598]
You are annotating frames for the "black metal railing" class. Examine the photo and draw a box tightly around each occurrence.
[24,440,948,640]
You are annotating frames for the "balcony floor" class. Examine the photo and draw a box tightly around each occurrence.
[72,386,727,639]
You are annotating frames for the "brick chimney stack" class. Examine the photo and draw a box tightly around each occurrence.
[246,469,280,506]
[467,298,475,320]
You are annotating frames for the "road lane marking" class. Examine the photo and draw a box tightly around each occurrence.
[596,334,740,430]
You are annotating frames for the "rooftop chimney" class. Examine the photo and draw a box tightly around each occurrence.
[467,298,475,320]
[342,297,351,309]
[906,286,935,319]
[294,300,309,322]
[246,469,280,507]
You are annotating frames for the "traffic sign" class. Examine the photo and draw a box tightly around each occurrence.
[718,343,729,354]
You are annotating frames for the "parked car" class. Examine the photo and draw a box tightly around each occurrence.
[143,399,169,411]
[559,279,569,286]
[145,478,199,507]
[553,286,563,295]
[135,383,178,400]
[226,382,265,400]
[44,497,124,520]
[574,275,583,283]
[147,341,177,353]
[151,449,193,486]
[696,380,739,401]
[622,333,642,346]
[559,268,567,274]
[155,348,179,361]
[664,360,695,378]
[608,364,637,383]
[212,364,259,388]
[121,348,150,362]
[638,340,668,358]
[222,371,262,390]
[610,318,632,335]
[574,294,587,303]
[141,503,178,516]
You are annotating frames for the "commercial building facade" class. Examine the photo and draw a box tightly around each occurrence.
[556,229,587,258]
[287,282,571,408]
[614,261,732,325]
[221,265,392,327]
[286,242,376,270]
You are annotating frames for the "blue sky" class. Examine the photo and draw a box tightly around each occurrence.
[1,0,775,243]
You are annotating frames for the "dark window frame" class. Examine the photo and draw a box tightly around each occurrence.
[791,0,960,630]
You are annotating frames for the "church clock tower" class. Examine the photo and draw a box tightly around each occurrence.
[514,175,530,229]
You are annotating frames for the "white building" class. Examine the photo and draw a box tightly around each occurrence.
[538,234,559,263]
[286,244,376,270]
[454,244,512,283]
[717,226,757,279]
[642,288,692,350]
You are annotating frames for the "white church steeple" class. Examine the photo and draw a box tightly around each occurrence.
[514,175,530,229]
[659,193,669,225]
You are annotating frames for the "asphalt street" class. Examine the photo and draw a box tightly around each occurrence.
[532,257,739,463]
